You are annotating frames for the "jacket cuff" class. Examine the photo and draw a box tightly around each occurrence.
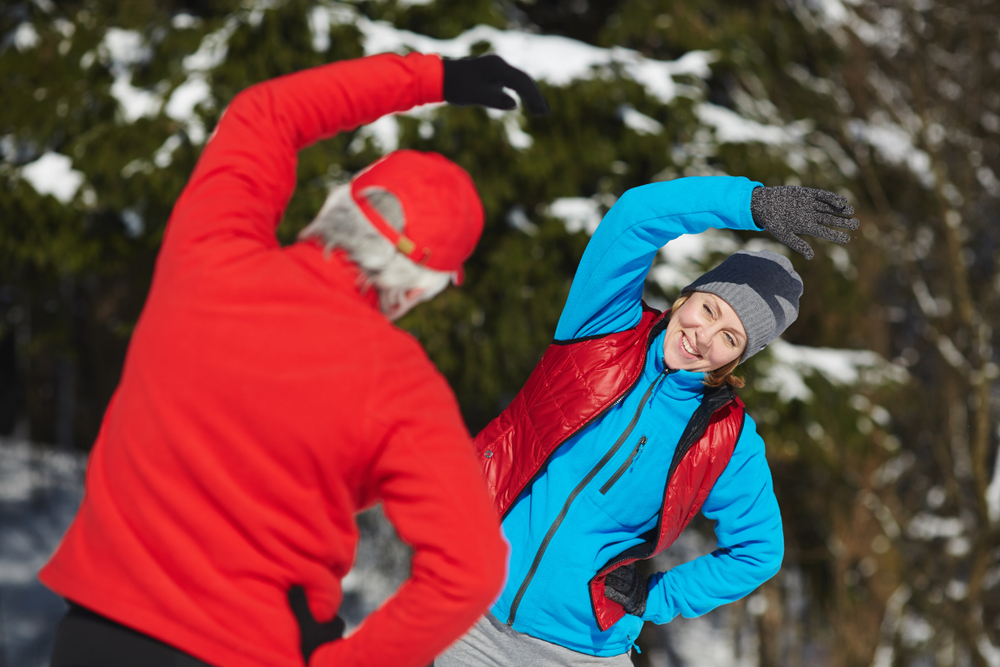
[740,179,765,231]
[640,571,676,624]
[414,52,445,106]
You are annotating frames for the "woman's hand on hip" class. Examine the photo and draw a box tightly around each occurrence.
[604,563,649,617]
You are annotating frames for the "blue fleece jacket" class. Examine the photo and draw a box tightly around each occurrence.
[490,176,784,656]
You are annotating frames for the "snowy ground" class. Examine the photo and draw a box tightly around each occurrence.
[0,437,84,667]
[0,438,756,667]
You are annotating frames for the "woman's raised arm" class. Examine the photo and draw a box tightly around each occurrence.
[555,176,762,340]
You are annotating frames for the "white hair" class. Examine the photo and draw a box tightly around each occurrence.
[299,184,452,320]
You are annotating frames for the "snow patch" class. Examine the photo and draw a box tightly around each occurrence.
[548,197,605,236]
[900,612,934,647]
[487,108,534,149]
[987,436,1000,523]
[121,208,145,237]
[308,6,332,52]
[101,28,151,72]
[183,18,238,72]
[171,13,202,30]
[13,22,41,51]
[153,134,184,168]
[99,28,162,122]
[620,105,664,135]
[357,19,717,105]
[976,166,1000,197]
[507,206,538,235]
[847,118,934,187]
[21,152,85,203]
[0,439,85,666]
[307,4,357,52]
[349,115,401,153]
[907,513,964,540]
[0,439,84,583]
[164,75,211,143]
[165,75,211,122]
[696,103,811,145]
[977,635,1000,667]
[757,339,907,402]
[650,228,743,292]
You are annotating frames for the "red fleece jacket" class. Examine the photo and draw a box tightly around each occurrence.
[40,53,506,667]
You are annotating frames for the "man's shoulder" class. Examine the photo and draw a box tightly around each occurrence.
[380,325,444,378]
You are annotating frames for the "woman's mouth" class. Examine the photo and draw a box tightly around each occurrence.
[681,334,700,358]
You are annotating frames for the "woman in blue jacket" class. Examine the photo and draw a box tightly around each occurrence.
[437,176,858,665]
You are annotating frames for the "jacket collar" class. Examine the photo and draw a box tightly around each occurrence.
[650,315,706,395]
[288,239,382,312]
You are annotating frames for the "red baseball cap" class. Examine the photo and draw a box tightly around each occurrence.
[350,150,484,285]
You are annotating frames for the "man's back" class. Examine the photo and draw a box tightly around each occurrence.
[41,53,507,667]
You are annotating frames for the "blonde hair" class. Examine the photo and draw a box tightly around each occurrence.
[669,294,746,389]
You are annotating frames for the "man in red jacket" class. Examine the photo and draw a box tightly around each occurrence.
[40,52,547,667]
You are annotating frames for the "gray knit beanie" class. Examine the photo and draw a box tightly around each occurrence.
[682,249,803,362]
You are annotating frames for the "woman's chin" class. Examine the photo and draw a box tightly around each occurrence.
[664,354,703,372]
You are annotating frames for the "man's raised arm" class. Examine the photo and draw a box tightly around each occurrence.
[161,53,444,258]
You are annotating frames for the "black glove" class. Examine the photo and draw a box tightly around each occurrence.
[750,185,860,260]
[288,586,345,666]
[603,563,648,617]
[443,54,549,115]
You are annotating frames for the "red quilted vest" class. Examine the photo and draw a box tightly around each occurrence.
[473,303,746,631]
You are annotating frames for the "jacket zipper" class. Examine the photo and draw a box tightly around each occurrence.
[593,393,740,581]
[599,436,646,495]
[499,312,673,524]
[506,369,673,626]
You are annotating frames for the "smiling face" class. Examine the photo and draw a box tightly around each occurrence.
[663,292,747,373]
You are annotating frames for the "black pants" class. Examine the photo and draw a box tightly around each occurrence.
[50,604,213,667]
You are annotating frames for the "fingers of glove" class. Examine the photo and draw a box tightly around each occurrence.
[811,199,856,221]
[769,229,815,260]
[288,586,313,628]
[288,586,345,643]
[492,62,550,115]
[606,565,638,589]
[632,598,647,617]
[785,185,853,214]
[819,227,853,244]
[474,86,518,110]
[327,616,346,641]
[798,219,853,244]
[813,210,860,230]
[604,582,630,605]
[764,185,855,222]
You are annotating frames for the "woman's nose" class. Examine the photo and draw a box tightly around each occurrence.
[696,326,716,349]
[695,328,707,349]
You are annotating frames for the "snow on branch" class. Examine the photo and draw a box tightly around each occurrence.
[20,152,85,203]
[757,339,908,402]
[353,18,718,105]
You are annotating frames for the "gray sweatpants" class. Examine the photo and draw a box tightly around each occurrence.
[435,612,633,667]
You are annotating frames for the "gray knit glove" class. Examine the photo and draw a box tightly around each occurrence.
[750,186,859,260]
[604,563,648,617]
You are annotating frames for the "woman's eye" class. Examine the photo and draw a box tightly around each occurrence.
[725,334,735,346]
[703,304,712,316]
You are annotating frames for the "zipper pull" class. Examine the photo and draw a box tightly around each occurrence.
[648,369,670,406]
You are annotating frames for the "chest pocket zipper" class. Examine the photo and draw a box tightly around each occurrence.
[599,436,647,495]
